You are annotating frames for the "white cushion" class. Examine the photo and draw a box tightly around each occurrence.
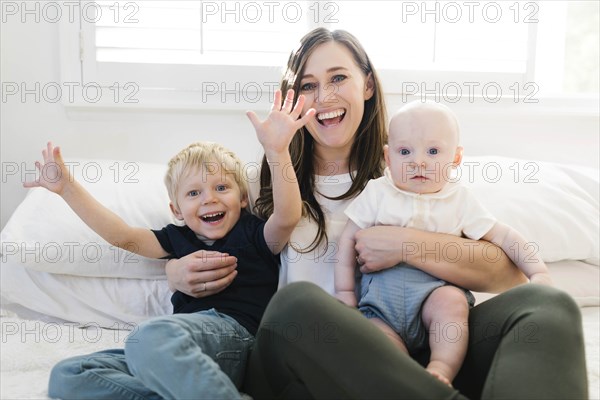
[1,159,173,278]
[0,159,175,326]
[461,156,599,265]
[1,156,598,326]
[473,260,599,307]
[0,259,172,326]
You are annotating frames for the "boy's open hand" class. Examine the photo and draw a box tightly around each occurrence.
[246,89,316,157]
[23,142,72,195]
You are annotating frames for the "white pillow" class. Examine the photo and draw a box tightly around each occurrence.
[0,259,172,326]
[1,156,598,326]
[1,159,175,326]
[460,156,599,265]
[1,159,174,278]
[473,260,599,307]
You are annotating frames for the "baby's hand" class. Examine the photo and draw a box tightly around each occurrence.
[246,89,315,158]
[23,142,73,195]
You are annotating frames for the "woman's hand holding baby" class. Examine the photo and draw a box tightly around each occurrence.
[165,251,239,297]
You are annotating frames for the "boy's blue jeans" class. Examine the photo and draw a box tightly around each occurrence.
[48,309,254,400]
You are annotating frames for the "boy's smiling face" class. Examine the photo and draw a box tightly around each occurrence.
[170,164,248,241]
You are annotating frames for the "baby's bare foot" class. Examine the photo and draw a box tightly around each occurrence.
[427,368,452,387]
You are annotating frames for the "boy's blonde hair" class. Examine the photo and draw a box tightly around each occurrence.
[165,142,248,209]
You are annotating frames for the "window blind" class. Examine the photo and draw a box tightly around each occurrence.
[93,1,531,72]
[94,1,312,66]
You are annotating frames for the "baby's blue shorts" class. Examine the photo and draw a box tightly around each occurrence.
[358,264,475,353]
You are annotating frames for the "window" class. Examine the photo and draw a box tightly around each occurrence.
[60,0,599,108]
[560,1,599,94]
[94,1,311,66]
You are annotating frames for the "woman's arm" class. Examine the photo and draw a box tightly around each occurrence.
[354,226,527,293]
[165,251,238,297]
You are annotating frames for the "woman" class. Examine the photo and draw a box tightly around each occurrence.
[167,28,587,399]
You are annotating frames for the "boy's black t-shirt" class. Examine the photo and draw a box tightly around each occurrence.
[152,211,279,335]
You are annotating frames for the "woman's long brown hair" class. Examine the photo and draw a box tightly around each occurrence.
[254,28,388,253]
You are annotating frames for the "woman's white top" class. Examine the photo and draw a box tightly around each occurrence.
[249,173,354,295]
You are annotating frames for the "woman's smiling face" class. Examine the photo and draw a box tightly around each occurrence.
[298,42,374,166]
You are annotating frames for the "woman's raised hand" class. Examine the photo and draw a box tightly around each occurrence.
[246,89,316,157]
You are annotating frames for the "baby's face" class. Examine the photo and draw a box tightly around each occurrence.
[385,107,462,194]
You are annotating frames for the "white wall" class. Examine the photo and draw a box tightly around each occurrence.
[2,16,598,229]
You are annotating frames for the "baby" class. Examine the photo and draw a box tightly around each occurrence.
[335,100,552,386]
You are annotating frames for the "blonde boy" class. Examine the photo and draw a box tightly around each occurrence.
[27,90,315,399]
